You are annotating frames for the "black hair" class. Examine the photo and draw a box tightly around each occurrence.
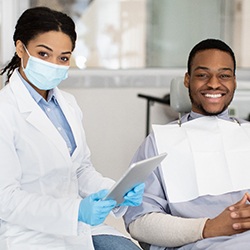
[187,38,236,75]
[0,6,77,82]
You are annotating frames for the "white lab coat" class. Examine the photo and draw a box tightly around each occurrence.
[0,69,123,249]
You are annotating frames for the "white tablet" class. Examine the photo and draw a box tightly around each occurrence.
[103,152,167,204]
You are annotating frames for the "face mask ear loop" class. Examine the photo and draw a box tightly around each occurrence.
[21,57,25,70]
[22,44,31,57]
[21,44,30,70]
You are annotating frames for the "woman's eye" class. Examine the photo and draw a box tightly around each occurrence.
[61,56,69,62]
[38,51,49,58]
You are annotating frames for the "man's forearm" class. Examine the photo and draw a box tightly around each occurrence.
[129,212,207,248]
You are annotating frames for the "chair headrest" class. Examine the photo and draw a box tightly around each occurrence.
[170,76,192,113]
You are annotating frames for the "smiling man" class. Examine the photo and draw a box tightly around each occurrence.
[123,39,250,250]
[185,41,236,116]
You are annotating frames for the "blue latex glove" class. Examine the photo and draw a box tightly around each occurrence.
[78,189,117,226]
[119,183,145,207]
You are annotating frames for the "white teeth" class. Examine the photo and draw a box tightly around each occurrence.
[205,93,222,98]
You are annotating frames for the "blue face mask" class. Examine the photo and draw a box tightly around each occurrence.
[22,45,69,90]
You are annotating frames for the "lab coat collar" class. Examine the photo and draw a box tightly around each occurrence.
[16,69,58,105]
[9,69,73,163]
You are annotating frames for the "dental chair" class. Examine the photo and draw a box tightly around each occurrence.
[170,76,191,113]
[170,76,192,124]
[138,76,191,136]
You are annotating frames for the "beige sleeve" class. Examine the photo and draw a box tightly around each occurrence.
[128,212,208,248]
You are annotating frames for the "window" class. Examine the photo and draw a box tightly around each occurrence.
[1,0,250,70]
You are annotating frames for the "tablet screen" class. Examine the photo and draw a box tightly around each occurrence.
[103,153,167,204]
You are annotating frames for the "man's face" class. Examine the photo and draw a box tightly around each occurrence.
[184,49,236,115]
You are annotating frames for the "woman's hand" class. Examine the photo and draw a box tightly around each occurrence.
[119,183,145,207]
[78,189,117,226]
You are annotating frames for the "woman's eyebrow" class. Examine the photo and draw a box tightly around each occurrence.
[36,44,72,54]
[36,44,52,51]
[62,51,72,55]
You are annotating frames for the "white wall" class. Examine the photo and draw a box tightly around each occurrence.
[61,82,178,180]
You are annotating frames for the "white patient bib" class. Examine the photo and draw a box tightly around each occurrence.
[153,116,250,203]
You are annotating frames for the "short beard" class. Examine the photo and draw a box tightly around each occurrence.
[188,88,234,116]
[191,103,227,116]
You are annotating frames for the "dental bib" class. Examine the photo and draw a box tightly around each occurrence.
[153,116,250,203]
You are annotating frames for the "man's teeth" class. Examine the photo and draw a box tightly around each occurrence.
[205,93,222,98]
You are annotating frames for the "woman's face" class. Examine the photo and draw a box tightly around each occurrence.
[16,31,73,96]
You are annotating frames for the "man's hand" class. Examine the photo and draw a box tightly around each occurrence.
[203,193,250,238]
[229,192,250,231]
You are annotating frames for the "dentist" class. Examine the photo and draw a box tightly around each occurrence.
[0,6,144,250]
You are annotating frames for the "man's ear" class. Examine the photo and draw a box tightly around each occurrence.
[184,72,190,88]
[16,40,25,59]
[234,75,237,91]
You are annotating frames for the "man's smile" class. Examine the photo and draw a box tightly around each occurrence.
[204,93,223,98]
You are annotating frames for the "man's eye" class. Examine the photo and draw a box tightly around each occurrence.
[220,74,231,79]
[196,74,208,78]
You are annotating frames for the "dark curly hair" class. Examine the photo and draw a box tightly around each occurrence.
[0,6,77,82]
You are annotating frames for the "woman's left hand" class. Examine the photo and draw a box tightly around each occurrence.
[119,183,145,207]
